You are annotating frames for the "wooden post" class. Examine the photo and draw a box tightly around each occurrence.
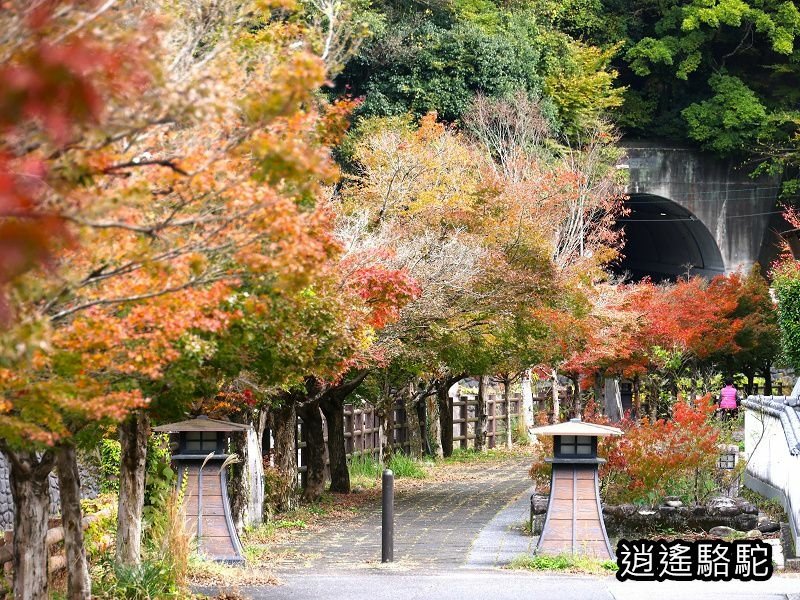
[460,398,468,449]
[488,397,496,449]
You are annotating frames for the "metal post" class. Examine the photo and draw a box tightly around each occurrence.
[381,468,394,563]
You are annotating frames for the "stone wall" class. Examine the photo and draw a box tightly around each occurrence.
[0,453,60,531]
[0,452,101,532]
[531,493,760,536]
[602,496,759,535]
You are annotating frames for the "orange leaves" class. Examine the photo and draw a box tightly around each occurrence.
[632,275,743,361]
[55,282,235,380]
[347,266,421,329]
[0,0,157,319]
[579,398,720,503]
[0,1,366,451]
[318,96,362,146]
[246,111,339,197]
[565,273,751,381]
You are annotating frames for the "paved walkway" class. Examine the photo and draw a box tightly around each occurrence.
[272,457,536,570]
[465,484,538,568]
[219,572,800,600]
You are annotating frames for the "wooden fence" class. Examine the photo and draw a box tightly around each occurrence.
[295,392,525,478]
[750,382,789,396]
[0,506,113,578]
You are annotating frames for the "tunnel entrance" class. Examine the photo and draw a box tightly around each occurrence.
[614,194,725,282]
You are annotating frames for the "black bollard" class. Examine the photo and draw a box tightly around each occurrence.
[382,468,394,563]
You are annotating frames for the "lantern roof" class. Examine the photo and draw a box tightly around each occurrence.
[152,415,251,433]
[530,418,623,437]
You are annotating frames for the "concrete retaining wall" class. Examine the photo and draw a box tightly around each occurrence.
[744,403,800,553]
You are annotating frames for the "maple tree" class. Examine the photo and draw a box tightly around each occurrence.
[0,0,366,596]
[562,274,750,419]
[530,397,720,504]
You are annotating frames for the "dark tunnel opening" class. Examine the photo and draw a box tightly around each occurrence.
[613,194,725,282]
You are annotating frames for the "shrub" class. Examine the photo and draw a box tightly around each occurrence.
[96,484,192,599]
[98,438,122,494]
[148,486,191,589]
[83,500,118,561]
[773,260,800,369]
[94,555,181,599]
[530,398,720,505]
[511,416,530,446]
[143,434,176,530]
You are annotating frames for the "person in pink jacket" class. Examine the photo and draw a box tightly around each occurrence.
[718,377,738,420]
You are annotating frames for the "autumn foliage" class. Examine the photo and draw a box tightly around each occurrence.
[530,398,720,505]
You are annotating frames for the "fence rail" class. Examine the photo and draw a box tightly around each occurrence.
[0,506,113,577]
[292,391,525,478]
[750,382,788,396]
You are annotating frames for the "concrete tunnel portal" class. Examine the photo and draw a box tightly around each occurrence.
[614,193,726,282]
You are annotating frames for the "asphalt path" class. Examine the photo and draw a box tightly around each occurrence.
[209,570,800,600]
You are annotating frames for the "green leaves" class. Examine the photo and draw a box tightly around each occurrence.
[682,74,767,153]
[773,262,800,369]
[338,3,622,135]
[606,0,800,156]
[626,37,677,76]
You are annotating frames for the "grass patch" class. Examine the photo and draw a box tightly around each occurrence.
[347,452,428,484]
[387,453,427,479]
[443,447,528,464]
[508,553,618,575]
[348,453,382,488]
[187,556,278,588]
[244,516,311,544]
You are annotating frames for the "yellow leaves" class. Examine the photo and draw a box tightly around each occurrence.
[544,41,626,135]
[344,112,490,230]
[251,0,297,12]
[242,52,326,125]
[187,253,207,277]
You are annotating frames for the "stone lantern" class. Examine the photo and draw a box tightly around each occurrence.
[530,418,623,559]
[153,415,250,563]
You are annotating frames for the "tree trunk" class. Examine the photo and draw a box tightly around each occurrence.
[270,402,298,510]
[649,381,659,421]
[436,383,454,458]
[744,370,755,396]
[419,395,432,456]
[762,365,773,396]
[4,449,54,600]
[382,401,395,462]
[404,383,423,459]
[474,375,487,452]
[116,410,150,566]
[229,424,248,531]
[551,369,560,423]
[320,396,350,493]
[593,377,602,416]
[297,400,325,502]
[502,375,513,448]
[427,394,442,459]
[633,376,641,419]
[55,444,91,600]
[570,376,581,418]
[520,369,534,432]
